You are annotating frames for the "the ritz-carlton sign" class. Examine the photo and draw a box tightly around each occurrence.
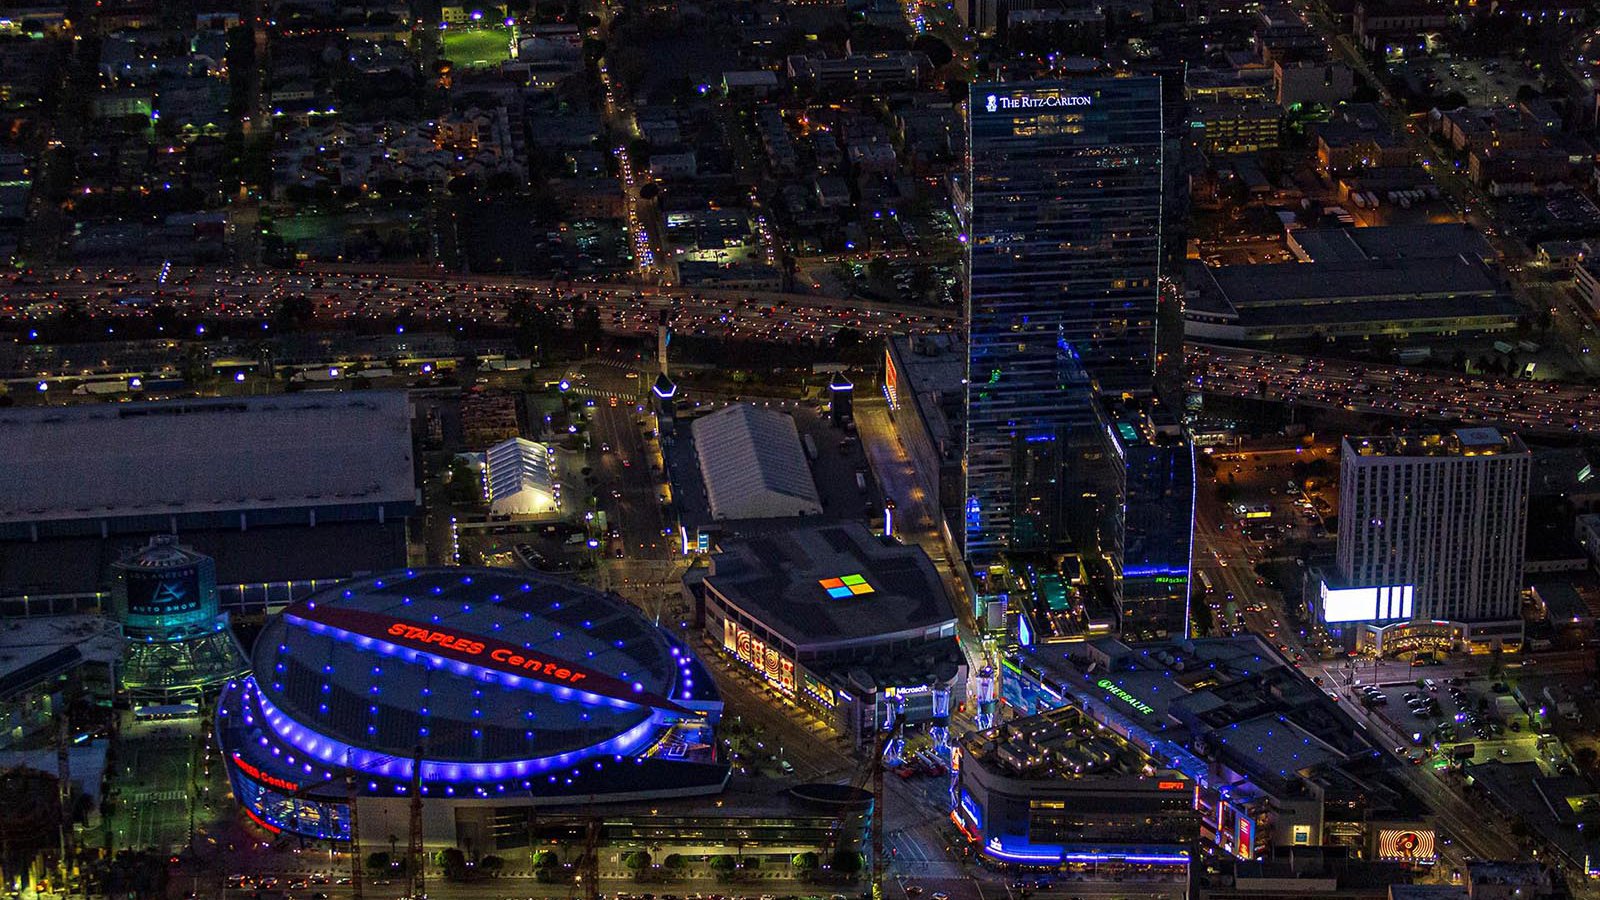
[985,93,1092,112]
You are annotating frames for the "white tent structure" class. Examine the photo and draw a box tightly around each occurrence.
[484,438,559,516]
[692,404,822,521]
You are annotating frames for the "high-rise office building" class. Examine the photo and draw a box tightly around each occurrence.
[1326,429,1530,651]
[1108,401,1195,640]
[964,78,1165,574]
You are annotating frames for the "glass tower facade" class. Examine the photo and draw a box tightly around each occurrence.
[964,77,1165,570]
[1107,400,1195,641]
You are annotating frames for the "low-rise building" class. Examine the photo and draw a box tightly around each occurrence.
[1183,256,1520,343]
[884,335,966,547]
[693,521,964,745]
[1274,59,1353,108]
[1189,101,1282,154]
[785,51,929,94]
[996,637,1433,862]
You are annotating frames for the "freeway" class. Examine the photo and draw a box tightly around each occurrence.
[0,264,958,346]
[1188,344,1600,435]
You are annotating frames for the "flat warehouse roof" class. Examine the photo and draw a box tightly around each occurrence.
[0,392,414,525]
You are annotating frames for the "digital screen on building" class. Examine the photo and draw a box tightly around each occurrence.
[723,619,796,694]
[1000,662,1043,716]
[1235,811,1254,859]
[1376,828,1436,863]
[125,566,203,617]
[1320,582,1414,623]
[884,352,900,409]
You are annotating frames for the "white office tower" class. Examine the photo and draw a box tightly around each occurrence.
[1328,429,1529,653]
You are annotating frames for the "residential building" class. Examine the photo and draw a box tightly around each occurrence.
[1326,430,1530,653]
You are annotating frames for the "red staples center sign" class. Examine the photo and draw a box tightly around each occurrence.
[286,603,696,716]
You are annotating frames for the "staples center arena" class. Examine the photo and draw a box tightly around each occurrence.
[217,568,726,842]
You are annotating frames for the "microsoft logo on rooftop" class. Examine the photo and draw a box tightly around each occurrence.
[819,574,874,599]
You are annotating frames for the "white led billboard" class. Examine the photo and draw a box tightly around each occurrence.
[1320,582,1414,623]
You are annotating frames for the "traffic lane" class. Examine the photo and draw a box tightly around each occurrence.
[589,398,669,559]
[1318,668,1520,860]
[698,646,854,780]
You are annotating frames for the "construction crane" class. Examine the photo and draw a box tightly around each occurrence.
[569,819,600,900]
[407,747,425,900]
[820,717,897,900]
[55,714,71,897]
[344,749,363,900]
[870,722,893,900]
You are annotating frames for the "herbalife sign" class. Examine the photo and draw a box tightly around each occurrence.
[985,93,1092,112]
[1097,678,1154,715]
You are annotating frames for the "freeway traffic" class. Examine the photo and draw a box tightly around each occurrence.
[1189,344,1600,435]
[0,264,959,345]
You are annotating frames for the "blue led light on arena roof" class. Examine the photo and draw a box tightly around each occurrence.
[220,569,726,841]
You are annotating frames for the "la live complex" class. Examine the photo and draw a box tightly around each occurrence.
[2,14,1597,895]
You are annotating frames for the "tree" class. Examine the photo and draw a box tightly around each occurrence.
[791,852,818,872]
[573,303,604,355]
[662,854,685,871]
[481,855,505,876]
[531,850,558,870]
[274,295,317,331]
[509,299,557,361]
[912,35,953,67]
[828,847,863,873]
[709,856,736,874]
[624,850,652,873]
[365,852,392,876]
[436,847,468,880]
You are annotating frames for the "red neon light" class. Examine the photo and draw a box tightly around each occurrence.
[232,753,299,793]
[1157,780,1188,791]
[243,805,283,834]
[286,603,696,716]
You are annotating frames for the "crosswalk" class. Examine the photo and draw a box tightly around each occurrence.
[132,789,186,803]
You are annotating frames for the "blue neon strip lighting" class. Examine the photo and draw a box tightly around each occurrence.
[248,677,664,783]
[981,837,1189,866]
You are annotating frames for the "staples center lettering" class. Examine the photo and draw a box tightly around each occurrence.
[287,602,697,716]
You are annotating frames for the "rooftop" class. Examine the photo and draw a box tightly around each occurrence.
[0,392,414,526]
[257,568,717,763]
[1198,255,1499,307]
[703,521,957,653]
[1344,429,1529,459]
[692,404,822,521]
[959,703,1186,783]
[0,614,123,700]
[1007,637,1420,808]
[1288,224,1493,264]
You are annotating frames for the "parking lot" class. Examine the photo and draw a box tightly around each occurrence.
[1342,672,1580,772]
[1397,55,1539,106]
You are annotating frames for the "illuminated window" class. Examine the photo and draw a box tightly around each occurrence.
[819,574,874,599]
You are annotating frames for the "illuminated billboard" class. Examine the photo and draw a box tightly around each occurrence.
[723,619,796,694]
[1320,582,1414,623]
[1376,828,1436,864]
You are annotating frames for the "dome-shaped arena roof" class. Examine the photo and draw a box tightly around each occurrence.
[236,568,718,779]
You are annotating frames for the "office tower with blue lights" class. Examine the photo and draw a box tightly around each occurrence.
[965,77,1173,634]
[1105,400,1195,641]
